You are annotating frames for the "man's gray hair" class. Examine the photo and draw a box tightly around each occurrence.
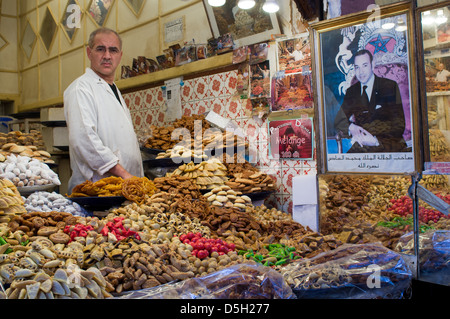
[88,27,122,49]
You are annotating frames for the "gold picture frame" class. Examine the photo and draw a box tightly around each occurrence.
[123,0,146,18]
[39,6,59,54]
[87,0,115,27]
[21,19,38,62]
[311,2,419,174]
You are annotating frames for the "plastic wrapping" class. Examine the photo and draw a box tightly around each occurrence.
[115,262,295,299]
[396,230,449,286]
[280,243,412,299]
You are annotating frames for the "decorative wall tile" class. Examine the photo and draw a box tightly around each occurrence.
[223,71,238,96]
[181,80,195,103]
[281,166,303,195]
[123,93,132,111]
[282,159,303,168]
[195,100,210,115]
[142,89,155,107]
[209,74,225,98]
[192,76,210,100]
[133,91,144,110]
[154,87,165,108]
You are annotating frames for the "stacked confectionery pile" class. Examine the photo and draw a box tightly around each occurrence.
[0,131,54,164]
[1,114,442,299]
[319,174,450,250]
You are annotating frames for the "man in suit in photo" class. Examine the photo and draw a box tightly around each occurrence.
[334,49,407,153]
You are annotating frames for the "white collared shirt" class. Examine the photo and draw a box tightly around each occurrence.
[361,73,375,102]
[63,68,144,193]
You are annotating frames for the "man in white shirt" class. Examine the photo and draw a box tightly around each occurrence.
[64,27,144,193]
[286,42,304,62]
[435,63,450,82]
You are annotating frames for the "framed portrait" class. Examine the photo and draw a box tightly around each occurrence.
[87,0,115,27]
[202,0,280,47]
[276,34,312,73]
[311,2,418,174]
[268,118,314,160]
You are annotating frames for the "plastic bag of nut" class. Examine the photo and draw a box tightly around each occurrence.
[396,230,450,286]
[114,262,295,299]
[279,243,412,299]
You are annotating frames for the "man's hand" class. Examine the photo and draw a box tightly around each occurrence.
[108,163,134,180]
[349,123,379,147]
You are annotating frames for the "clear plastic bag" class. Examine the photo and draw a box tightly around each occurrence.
[115,262,295,299]
[280,243,412,299]
[396,229,449,286]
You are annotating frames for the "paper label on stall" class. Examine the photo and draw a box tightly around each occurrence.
[164,77,182,122]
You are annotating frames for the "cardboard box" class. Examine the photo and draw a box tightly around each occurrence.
[40,107,66,122]
[42,126,69,151]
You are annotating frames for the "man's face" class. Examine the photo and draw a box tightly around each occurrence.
[87,32,122,83]
[354,53,373,85]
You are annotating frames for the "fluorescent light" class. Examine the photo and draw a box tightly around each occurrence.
[395,25,407,32]
[208,0,225,7]
[436,9,448,25]
[436,16,448,25]
[382,22,395,29]
[395,18,407,32]
[262,0,279,13]
[238,0,255,9]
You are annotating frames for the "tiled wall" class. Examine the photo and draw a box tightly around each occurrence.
[123,70,317,214]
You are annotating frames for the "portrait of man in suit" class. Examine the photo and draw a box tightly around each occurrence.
[334,49,407,153]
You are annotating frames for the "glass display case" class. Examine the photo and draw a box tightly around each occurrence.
[415,3,450,287]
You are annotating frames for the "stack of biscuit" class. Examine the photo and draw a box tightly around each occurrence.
[0,130,53,164]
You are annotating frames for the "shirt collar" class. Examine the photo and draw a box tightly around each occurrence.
[361,73,375,96]
[85,67,114,85]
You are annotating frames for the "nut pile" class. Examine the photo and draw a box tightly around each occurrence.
[153,175,203,199]
[144,125,177,150]
[110,194,211,245]
[429,129,450,162]
[201,206,264,238]
[246,205,293,224]
[319,175,419,250]
[98,241,196,293]
[7,211,78,244]
[419,174,450,191]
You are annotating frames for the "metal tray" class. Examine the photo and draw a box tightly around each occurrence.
[68,196,127,210]
[17,184,57,196]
